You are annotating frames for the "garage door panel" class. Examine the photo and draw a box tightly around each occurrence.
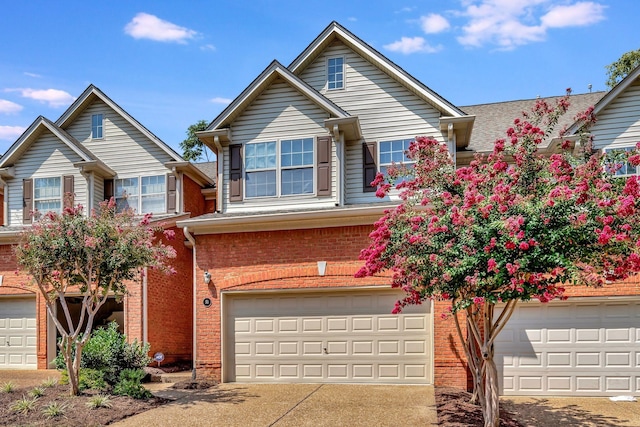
[0,298,37,369]
[496,300,639,396]
[225,290,431,384]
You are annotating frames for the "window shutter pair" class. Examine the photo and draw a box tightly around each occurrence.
[362,142,377,192]
[22,175,74,224]
[103,175,177,214]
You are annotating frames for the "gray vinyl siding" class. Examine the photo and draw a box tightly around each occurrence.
[223,79,337,213]
[93,175,105,207]
[7,130,86,225]
[591,80,640,149]
[65,99,172,177]
[298,41,445,204]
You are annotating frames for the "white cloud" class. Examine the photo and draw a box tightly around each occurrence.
[541,2,606,28]
[384,36,442,54]
[200,44,216,52]
[0,99,23,114]
[7,88,75,108]
[23,72,42,78]
[0,125,26,141]
[456,0,606,49]
[124,12,198,43]
[396,7,415,13]
[210,97,232,104]
[347,17,357,22]
[421,14,450,34]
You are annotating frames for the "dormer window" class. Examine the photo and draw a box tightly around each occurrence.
[327,57,344,90]
[91,114,103,139]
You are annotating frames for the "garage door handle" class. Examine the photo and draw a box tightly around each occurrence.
[323,347,328,354]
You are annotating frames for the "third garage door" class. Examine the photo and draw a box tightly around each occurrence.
[224,288,432,384]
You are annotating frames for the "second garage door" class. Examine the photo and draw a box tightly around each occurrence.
[496,299,639,396]
[223,288,432,384]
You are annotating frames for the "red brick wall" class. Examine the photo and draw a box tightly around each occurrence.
[183,175,208,216]
[193,225,391,381]
[146,226,193,364]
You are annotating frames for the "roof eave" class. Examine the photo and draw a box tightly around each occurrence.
[164,161,216,187]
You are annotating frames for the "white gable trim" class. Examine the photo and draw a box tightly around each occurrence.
[288,21,466,118]
[55,84,184,162]
[207,60,350,131]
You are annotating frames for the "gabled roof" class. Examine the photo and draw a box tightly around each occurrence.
[288,21,466,118]
[0,116,97,166]
[461,92,606,153]
[565,64,640,136]
[205,60,350,132]
[56,84,184,162]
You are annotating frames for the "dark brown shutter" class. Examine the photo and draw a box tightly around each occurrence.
[229,144,243,202]
[167,174,177,213]
[22,179,33,224]
[316,136,332,196]
[63,175,74,208]
[363,142,377,192]
[104,179,114,201]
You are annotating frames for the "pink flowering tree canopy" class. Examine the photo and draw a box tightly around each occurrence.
[356,92,640,427]
[15,199,176,396]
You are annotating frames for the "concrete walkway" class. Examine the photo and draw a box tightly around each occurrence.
[113,383,438,427]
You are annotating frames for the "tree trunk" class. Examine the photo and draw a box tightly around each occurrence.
[61,337,80,396]
[483,355,500,427]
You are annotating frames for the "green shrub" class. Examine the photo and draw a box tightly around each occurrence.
[11,396,37,414]
[1,381,15,393]
[54,322,151,388]
[28,387,45,398]
[79,368,108,391]
[113,368,151,399]
[41,377,58,388]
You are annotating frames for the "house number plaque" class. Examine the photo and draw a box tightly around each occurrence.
[203,298,212,307]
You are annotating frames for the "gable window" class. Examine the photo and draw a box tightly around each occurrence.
[34,177,61,214]
[604,147,637,176]
[91,114,103,139]
[379,138,415,177]
[244,138,315,198]
[327,57,344,90]
[115,175,166,213]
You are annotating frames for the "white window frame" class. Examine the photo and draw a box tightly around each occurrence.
[33,176,62,214]
[603,146,638,177]
[115,174,166,214]
[379,138,415,178]
[327,56,345,90]
[91,114,103,139]
[244,137,316,199]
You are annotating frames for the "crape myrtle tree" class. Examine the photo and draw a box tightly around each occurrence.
[15,199,176,396]
[356,91,640,427]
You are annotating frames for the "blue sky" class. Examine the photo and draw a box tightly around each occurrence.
[0,1,638,156]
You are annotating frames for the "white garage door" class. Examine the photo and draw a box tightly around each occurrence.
[496,299,639,396]
[0,298,37,369]
[224,289,432,384]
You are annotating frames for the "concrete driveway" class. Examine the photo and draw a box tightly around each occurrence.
[502,396,640,427]
[112,383,438,427]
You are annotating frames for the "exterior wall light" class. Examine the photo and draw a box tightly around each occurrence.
[204,271,212,285]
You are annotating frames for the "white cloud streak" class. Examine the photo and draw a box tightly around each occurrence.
[124,13,198,43]
[210,97,232,104]
[0,99,23,114]
[541,2,606,27]
[7,88,76,108]
[421,14,450,34]
[384,37,442,54]
[0,125,26,141]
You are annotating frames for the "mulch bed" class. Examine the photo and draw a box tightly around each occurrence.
[0,384,168,427]
[436,387,523,426]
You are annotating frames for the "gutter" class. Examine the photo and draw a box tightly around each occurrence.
[183,226,197,380]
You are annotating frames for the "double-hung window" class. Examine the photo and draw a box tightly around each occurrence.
[91,114,103,139]
[115,175,166,213]
[245,142,277,197]
[604,147,637,176]
[245,138,315,198]
[34,177,61,214]
[327,57,344,90]
[379,138,415,179]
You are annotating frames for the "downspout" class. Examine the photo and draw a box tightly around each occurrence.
[142,267,148,344]
[213,136,223,213]
[331,125,343,207]
[447,123,457,166]
[0,177,7,226]
[183,226,197,379]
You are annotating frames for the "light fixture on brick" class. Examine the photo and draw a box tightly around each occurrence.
[317,261,327,276]
[203,271,212,285]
